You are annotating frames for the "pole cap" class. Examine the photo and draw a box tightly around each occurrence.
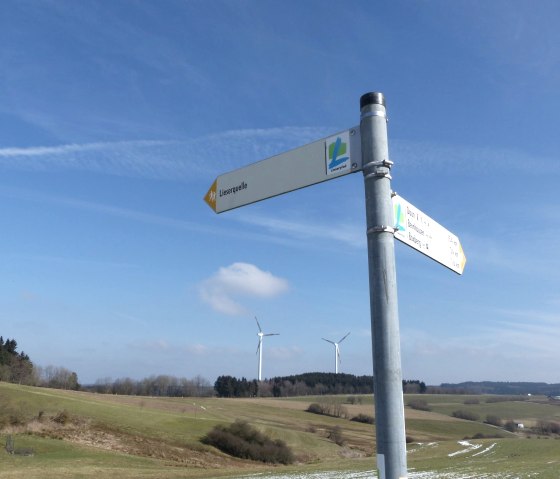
[360,92,385,109]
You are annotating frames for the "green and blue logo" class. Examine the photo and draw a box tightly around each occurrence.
[326,133,351,175]
[394,201,406,232]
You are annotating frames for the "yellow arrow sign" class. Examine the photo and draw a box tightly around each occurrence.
[459,242,467,273]
[203,179,217,212]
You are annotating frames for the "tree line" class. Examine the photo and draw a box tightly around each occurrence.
[0,336,33,384]
[85,374,214,397]
[0,335,80,390]
[438,381,560,396]
[214,373,427,398]
[2,335,432,399]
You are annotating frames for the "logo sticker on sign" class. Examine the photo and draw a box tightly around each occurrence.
[326,132,351,176]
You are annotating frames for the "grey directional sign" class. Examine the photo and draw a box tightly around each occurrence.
[204,127,362,213]
[393,194,467,274]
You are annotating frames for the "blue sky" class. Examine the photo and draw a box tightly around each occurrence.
[1,0,559,386]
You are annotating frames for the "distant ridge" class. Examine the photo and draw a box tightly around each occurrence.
[439,381,560,396]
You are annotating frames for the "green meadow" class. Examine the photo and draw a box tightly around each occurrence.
[1,382,560,478]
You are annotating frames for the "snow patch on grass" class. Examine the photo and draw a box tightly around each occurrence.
[472,442,497,457]
[448,440,482,457]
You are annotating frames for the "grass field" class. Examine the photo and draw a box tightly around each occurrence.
[1,382,560,478]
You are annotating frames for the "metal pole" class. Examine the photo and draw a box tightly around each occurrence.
[335,345,339,374]
[258,337,263,381]
[360,92,408,479]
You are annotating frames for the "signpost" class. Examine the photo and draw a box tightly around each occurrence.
[204,92,465,479]
[393,194,467,274]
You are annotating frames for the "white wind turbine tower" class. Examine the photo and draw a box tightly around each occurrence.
[255,317,279,381]
[322,332,350,374]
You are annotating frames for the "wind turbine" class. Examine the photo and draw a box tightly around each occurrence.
[322,332,350,374]
[255,317,279,381]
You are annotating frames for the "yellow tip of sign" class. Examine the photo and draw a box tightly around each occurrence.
[459,242,467,274]
[204,179,217,212]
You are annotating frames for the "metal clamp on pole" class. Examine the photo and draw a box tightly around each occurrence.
[367,225,397,235]
[361,110,388,121]
[363,158,393,180]
[362,159,394,169]
[364,171,392,180]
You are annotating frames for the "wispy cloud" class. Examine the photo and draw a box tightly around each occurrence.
[0,139,198,180]
[487,308,560,357]
[0,141,165,158]
[128,339,170,352]
[268,346,303,361]
[0,185,216,232]
[402,306,560,383]
[391,139,560,175]
[11,253,138,271]
[0,127,333,181]
[2,128,555,186]
[235,212,364,249]
[199,262,289,316]
[0,185,363,253]
[461,228,560,280]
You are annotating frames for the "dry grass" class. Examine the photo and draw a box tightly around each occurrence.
[3,384,560,478]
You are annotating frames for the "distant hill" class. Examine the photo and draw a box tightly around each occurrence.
[438,381,560,396]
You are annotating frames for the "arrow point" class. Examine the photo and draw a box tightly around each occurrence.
[204,179,218,212]
[459,242,467,274]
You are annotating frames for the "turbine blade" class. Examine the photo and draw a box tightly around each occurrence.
[322,338,335,345]
[265,333,279,336]
[256,341,261,355]
[339,332,350,343]
[255,317,262,332]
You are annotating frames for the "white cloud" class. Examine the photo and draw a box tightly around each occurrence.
[199,262,289,316]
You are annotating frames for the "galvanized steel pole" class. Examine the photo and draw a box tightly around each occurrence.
[360,92,408,479]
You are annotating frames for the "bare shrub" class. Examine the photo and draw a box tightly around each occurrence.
[306,403,323,415]
[452,410,479,421]
[305,400,348,418]
[327,425,345,446]
[485,415,502,427]
[201,420,294,464]
[52,410,69,425]
[485,396,527,403]
[350,414,374,425]
[504,420,517,432]
[535,420,560,435]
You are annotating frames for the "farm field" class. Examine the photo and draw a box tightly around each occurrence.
[1,382,560,478]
